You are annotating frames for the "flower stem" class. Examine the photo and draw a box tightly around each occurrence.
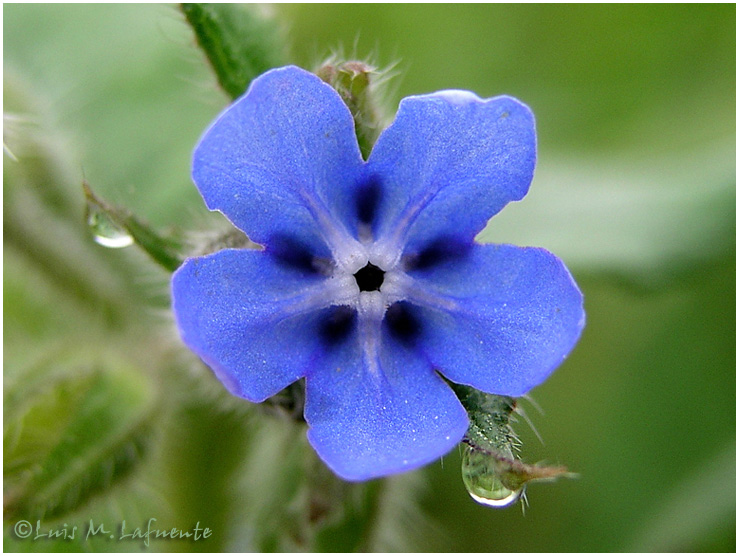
[83,180,185,272]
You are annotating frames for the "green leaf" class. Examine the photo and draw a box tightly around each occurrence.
[4,360,157,521]
[181,3,287,100]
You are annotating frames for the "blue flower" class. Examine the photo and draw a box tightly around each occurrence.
[172,65,584,481]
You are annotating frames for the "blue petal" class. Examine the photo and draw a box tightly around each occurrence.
[304,321,468,481]
[365,92,536,255]
[402,244,584,397]
[172,249,342,402]
[192,66,364,260]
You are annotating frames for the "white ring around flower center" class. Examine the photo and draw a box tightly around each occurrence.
[331,263,408,321]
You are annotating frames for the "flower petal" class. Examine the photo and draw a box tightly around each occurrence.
[305,319,468,481]
[403,244,584,397]
[365,92,536,256]
[192,66,365,263]
[172,249,351,402]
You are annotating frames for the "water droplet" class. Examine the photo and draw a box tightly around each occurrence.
[87,205,133,248]
[461,444,522,508]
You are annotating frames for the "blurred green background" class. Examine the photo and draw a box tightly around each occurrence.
[4,4,735,552]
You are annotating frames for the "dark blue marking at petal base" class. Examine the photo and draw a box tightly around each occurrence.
[402,236,472,271]
[355,174,383,225]
[319,306,357,346]
[385,301,421,345]
[266,234,328,274]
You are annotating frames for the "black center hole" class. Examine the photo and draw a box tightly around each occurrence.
[353,263,385,292]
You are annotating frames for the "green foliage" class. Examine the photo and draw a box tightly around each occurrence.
[4,359,156,521]
[223,416,436,552]
[180,3,287,100]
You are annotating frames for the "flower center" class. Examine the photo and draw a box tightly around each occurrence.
[353,263,385,292]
